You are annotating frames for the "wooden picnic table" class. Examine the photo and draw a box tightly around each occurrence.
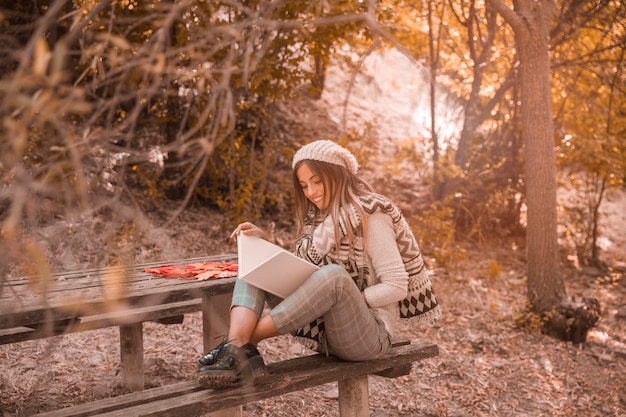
[0,255,238,391]
[4,256,441,417]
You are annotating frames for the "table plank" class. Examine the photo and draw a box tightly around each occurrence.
[0,256,237,334]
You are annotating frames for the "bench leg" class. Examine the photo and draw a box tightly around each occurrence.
[338,375,369,417]
[119,323,144,391]
[202,293,241,417]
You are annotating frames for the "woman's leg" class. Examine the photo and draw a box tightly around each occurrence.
[198,279,274,387]
[269,264,392,361]
[226,306,263,345]
[227,277,284,346]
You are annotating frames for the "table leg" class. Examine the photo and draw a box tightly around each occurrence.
[120,322,144,391]
[202,292,241,417]
[201,292,231,348]
[338,374,370,417]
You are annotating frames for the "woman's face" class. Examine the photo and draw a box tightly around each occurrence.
[296,162,329,210]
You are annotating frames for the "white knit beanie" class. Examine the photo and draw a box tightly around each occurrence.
[292,140,359,175]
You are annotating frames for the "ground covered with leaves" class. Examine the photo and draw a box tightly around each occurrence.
[1,203,625,417]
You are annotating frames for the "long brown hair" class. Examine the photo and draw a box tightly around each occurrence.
[292,160,375,251]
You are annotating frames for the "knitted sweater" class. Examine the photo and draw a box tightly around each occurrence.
[362,211,408,338]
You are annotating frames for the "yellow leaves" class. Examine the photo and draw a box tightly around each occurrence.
[100,267,127,304]
[143,52,166,75]
[91,33,132,70]
[2,117,28,161]
[515,299,549,331]
[33,37,50,77]
[22,239,54,295]
[0,38,91,154]
[32,36,68,86]
[1,188,25,242]
[481,259,502,281]
[95,32,131,51]
[119,0,139,11]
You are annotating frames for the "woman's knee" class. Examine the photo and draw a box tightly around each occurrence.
[319,263,345,276]
[309,264,353,292]
[231,278,266,316]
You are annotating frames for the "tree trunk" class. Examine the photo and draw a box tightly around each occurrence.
[487,0,567,314]
[517,4,566,313]
[427,0,443,200]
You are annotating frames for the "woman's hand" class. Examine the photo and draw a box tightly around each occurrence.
[229,222,270,242]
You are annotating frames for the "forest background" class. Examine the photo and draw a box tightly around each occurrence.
[1,0,625,416]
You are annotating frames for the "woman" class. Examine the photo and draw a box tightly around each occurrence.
[197,140,440,388]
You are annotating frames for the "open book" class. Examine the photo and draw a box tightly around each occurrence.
[237,233,319,298]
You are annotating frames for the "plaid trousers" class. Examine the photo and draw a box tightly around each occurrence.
[231,264,392,361]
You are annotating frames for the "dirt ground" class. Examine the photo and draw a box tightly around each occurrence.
[1,202,625,417]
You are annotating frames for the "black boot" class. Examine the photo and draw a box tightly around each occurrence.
[198,343,267,389]
[198,339,229,366]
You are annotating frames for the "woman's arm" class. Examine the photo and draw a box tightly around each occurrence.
[362,212,409,308]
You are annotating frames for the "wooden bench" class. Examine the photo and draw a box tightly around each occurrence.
[35,340,438,417]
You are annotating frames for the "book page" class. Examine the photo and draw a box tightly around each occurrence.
[237,234,319,298]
